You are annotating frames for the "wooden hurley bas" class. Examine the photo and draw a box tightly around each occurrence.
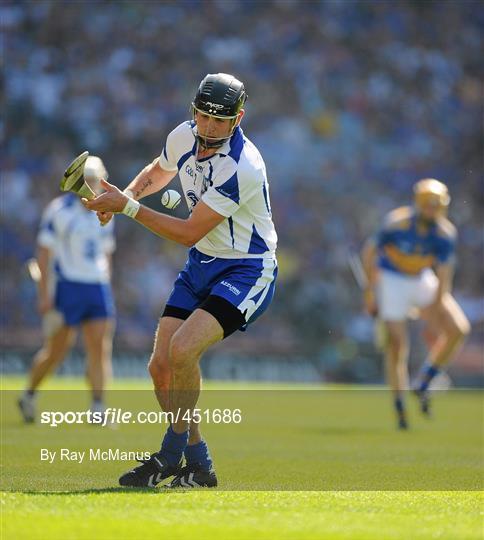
[60,150,96,200]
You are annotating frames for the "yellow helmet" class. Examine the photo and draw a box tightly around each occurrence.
[413,178,450,212]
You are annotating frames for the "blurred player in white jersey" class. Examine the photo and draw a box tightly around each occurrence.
[84,73,277,488]
[362,179,470,429]
[18,157,115,422]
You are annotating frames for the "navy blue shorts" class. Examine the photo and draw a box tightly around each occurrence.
[165,248,277,332]
[55,280,115,326]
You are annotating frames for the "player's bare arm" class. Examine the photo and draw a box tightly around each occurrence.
[361,238,378,316]
[36,245,53,315]
[432,263,453,304]
[124,158,176,200]
[97,159,176,226]
[84,178,225,246]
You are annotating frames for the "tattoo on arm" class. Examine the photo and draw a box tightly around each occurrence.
[135,178,153,198]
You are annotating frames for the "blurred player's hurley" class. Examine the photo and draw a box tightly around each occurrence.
[361,179,470,429]
[18,156,116,423]
[83,73,278,488]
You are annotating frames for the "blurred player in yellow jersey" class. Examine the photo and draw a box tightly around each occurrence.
[361,179,470,429]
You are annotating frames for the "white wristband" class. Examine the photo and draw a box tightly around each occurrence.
[122,197,140,219]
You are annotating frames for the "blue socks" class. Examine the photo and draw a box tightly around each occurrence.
[160,425,189,466]
[184,440,213,471]
[160,427,213,471]
[418,362,439,392]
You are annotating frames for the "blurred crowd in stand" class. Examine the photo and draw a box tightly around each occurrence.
[2,1,482,378]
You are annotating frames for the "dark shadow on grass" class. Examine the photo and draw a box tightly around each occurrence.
[3,487,204,495]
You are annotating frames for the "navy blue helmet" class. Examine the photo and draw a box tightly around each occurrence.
[192,73,247,148]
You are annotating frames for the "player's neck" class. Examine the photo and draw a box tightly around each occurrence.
[197,143,219,160]
[416,215,436,229]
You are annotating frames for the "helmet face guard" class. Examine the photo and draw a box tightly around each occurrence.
[192,73,247,149]
[191,105,240,148]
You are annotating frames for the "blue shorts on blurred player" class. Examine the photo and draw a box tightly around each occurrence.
[55,280,115,326]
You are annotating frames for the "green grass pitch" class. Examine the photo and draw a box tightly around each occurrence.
[1,376,482,540]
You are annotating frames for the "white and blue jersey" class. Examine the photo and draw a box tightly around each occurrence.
[159,121,278,329]
[37,194,115,325]
[159,121,277,259]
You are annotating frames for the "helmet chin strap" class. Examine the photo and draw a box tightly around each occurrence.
[196,134,229,150]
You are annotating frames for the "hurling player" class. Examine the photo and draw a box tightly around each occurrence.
[18,157,115,423]
[361,179,470,429]
[84,74,278,487]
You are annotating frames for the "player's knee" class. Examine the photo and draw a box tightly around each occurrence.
[169,336,198,370]
[449,316,471,341]
[461,318,471,338]
[386,329,403,345]
[147,354,170,383]
[386,331,407,352]
[35,346,58,366]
